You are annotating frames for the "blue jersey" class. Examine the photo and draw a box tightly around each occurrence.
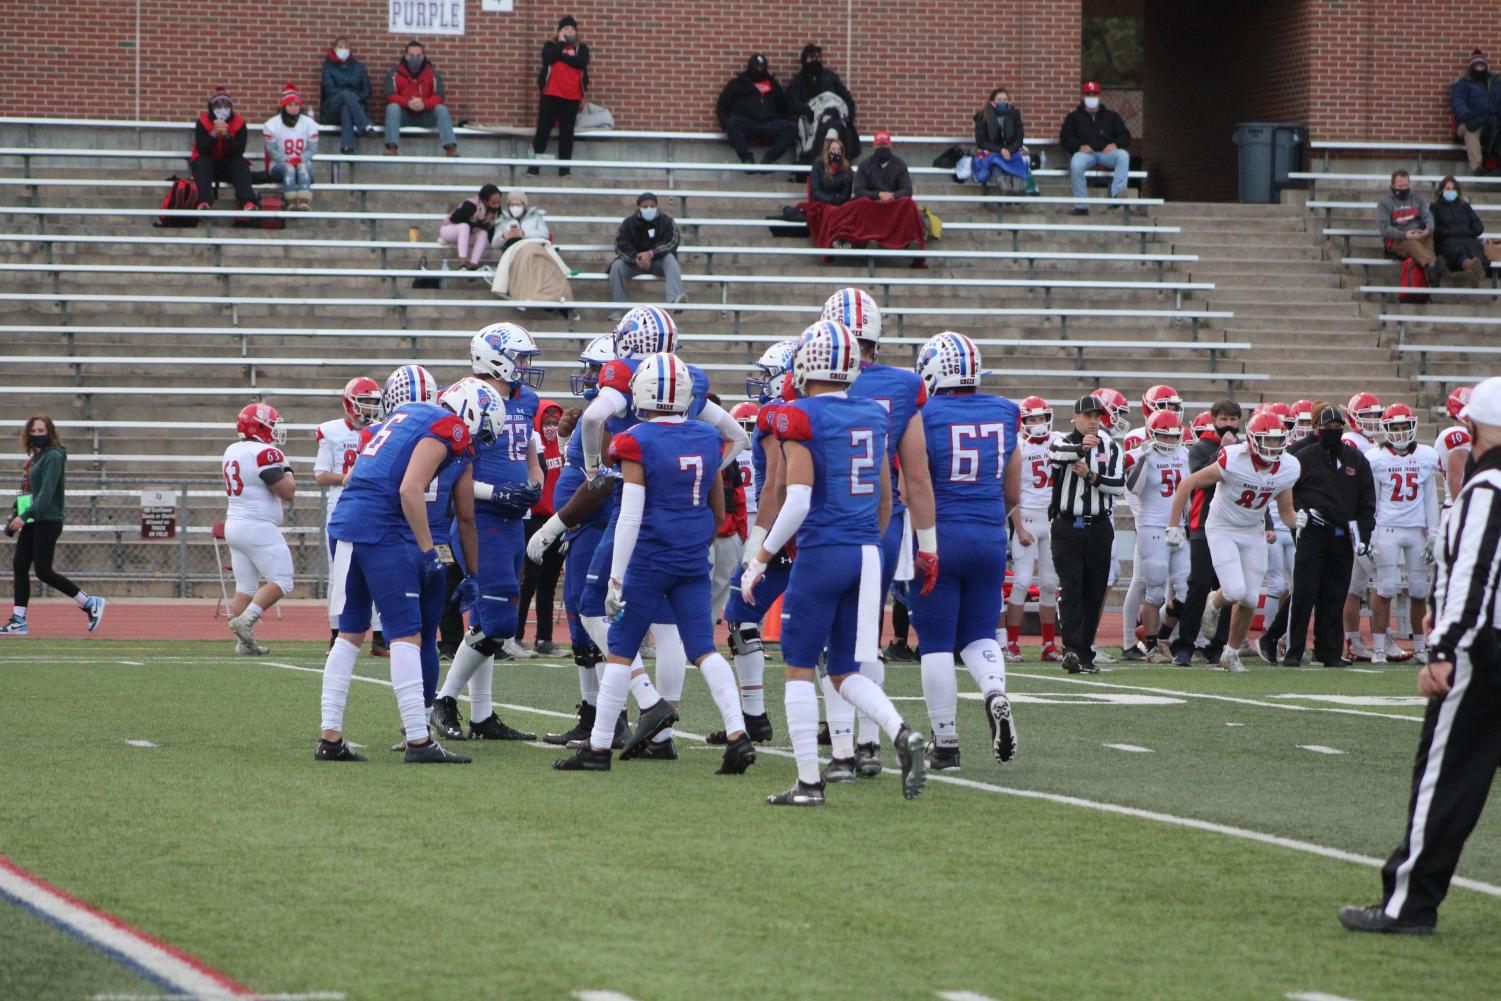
[426,459,467,546]
[473,384,538,491]
[850,362,927,517]
[774,394,888,548]
[331,402,473,544]
[752,402,782,496]
[555,430,610,530]
[609,418,721,575]
[922,392,1019,526]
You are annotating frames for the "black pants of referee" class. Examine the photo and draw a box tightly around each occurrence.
[1265,523,1352,664]
[1051,515,1113,665]
[1378,643,1501,926]
[1171,534,1228,662]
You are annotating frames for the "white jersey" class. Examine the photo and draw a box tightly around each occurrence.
[313,418,363,519]
[1206,443,1299,531]
[1118,427,1147,514]
[1434,425,1472,502]
[1017,435,1054,510]
[1342,429,1374,453]
[222,438,290,525]
[736,447,757,517]
[262,113,319,167]
[1365,443,1440,529]
[1127,445,1189,527]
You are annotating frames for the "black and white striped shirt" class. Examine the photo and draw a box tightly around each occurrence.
[1431,454,1501,662]
[1047,430,1125,519]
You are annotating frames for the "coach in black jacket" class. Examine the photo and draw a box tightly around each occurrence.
[1260,403,1377,666]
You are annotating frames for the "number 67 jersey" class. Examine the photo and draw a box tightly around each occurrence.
[1206,442,1300,530]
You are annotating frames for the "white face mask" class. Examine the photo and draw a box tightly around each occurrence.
[640,206,658,222]
[509,205,525,218]
[213,106,232,121]
[334,47,350,61]
[1083,96,1100,111]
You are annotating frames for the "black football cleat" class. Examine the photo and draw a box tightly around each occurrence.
[314,738,367,762]
[853,742,884,778]
[370,631,390,658]
[553,746,612,771]
[707,711,773,746]
[893,725,929,800]
[927,744,962,771]
[817,720,831,746]
[619,699,679,760]
[1061,650,1082,674]
[1337,904,1434,935]
[468,713,536,741]
[403,739,471,764]
[1077,660,1102,675]
[544,701,595,746]
[634,737,678,761]
[705,728,729,746]
[1280,654,1304,667]
[430,696,467,740]
[1121,644,1147,662]
[766,780,826,806]
[568,710,628,750]
[822,757,857,783]
[1257,635,1279,665]
[716,735,756,775]
[986,692,1018,764]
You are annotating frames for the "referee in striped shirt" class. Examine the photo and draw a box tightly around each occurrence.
[1048,394,1125,674]
[1340,376,1501,935]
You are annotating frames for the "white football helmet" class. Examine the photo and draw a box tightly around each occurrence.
[471,322,543,388]
[916,331,982,394]
[381,365,439,414]
[439,377,504,446]
[612,306,679,360]
[792,320,861,393]
[749,338,799,402]
[572,334,615,399]
[630,353,693,416]
[820,287,882,350]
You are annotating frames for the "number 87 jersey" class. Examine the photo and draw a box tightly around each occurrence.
[1206,442,1300,529]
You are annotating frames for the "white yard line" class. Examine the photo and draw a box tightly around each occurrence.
[572,991,641,1001]
[1297,745,1346,756]
[1286,992,1363,1001]
[1102,743,1153,753]
[124,740,158,748]
[90,994,345,1001]
[937,992,1006,1001]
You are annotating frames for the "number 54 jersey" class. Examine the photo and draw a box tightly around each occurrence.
[1206,443,1299,531]
[773,394,889,548]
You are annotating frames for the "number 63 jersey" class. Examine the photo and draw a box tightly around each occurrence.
[1206,442,1299,530]
[774,394,889,548]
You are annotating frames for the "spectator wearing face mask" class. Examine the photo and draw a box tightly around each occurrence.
[189,88,259,211]
[1059,81,1131,215]
[786,43,858,164]
[529,15,590,177]
[1378,169,1439,285]
[804,131,924,254]
[385,40,457,157]
[969,87,1035,195]
[262,84,319,210]
[715,53,798,169]
[321,37,374,154]
[440,183,503,270]
[853,129,913,200]
[1431,175,1489,286]
[491,188,574,309]
[609,192,683,318]
[1451,49,1501,174]
[807,137,853,207]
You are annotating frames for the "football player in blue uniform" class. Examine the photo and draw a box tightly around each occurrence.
[432,323,545,743]
[316,377,499,764]
[554,353,758,774]
[821,287,938,780]
[742,320,928,807]
[909,332,1020,770]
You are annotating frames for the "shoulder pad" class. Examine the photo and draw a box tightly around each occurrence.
[430,414,470,454]
[599,360,633,393]
[914,380,928,408]
[756,403,779,434]
[774,404,814,442]
[256,447,286,467]
[608,429,643,464]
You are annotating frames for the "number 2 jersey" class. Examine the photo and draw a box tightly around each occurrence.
[607,418,723,575]
[773,393,888,548]
[222,438,290,525]
[1364,442,1440,529]
[1206,443,1299,531]
[920,392,1019,525]
[850,362,926,519]
[329,402,474,544]
[314,418,363,520]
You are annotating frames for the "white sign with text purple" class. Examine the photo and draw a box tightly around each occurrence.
[389,1,465,36]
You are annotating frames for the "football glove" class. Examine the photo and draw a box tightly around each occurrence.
[1165,526,1185,548]
[913,550,939,598]
[452,574,478,613]
[740,557,768,605]
[1423,532,1437,565]
[419,548,446,586]
[489,480,542,519]
[527,514,567,564]
[1355,539,1375,560]
[605,577,626,621]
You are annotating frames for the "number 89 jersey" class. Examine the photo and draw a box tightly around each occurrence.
[774,395,888,548]
[1206,442,1299,531]
[920,393,1019,525]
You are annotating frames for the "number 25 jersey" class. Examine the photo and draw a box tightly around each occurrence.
[1206,443,1299,530]
[774,394,888,548]
[920,392,1019,526]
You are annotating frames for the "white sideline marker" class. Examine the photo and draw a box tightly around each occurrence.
[573,991,642,1001]
[1103,743,1153,753]
[124,739,157,748]
[1297,745,1346,755]
[1286,992,1363,1001]
[938,992,1006,1001]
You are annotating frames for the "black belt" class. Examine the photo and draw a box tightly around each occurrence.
[1053,512,1111,526]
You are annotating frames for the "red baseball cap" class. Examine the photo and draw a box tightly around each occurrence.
[873,130,892,146]
[1082,81,1101,95]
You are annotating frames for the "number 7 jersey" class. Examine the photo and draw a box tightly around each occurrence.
[1206,442,1299,530]
[774,394,889,548]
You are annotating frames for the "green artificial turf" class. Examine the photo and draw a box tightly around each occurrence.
[2,641,1498,1000]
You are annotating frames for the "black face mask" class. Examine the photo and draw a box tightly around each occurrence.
[805,60,822,75]
[828,151,843,163]
[1392,187,1410,200]
[1318,428,1343,450]
[1215,423,1238,440]
[1473,67,1488,80]
[28,434,48,450]
[281,110,298,125]
[748,68,768,82]
[874,148,892,161]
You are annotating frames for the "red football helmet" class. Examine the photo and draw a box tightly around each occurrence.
[237,402,285,445]
[1447,386,1473,420]
[1019,396,1054,441]
[1346,392,1384,436]
[1190,410,1218,444]
[1146,409,1183,453]
[1246,411,1289,463]
[342,376,383,426]
[1381,403,1417,450]
[1092,387,1129,430]
[1141,383,1182,418]
[1290,399,1315,440]
[1260,401,1293,430]
[730,401,759,433]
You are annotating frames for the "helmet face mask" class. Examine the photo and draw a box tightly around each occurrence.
[439,377,502,446]
[1381,404,1418,450]
[342,376,383,426]
[1141,384,1181,419]
[730,401,759,433]
[748,339,798,403]
[1246,412,1288,463]
[237,403,285,445]
[1019,395,1053,440]
[1146,410,1183,453]
[1346,392,1384,437]
[1092,387,1128,430]
[572,334,615,399]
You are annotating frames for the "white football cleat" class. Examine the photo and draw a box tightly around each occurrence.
[1221,648,1247,673]
[501,638,536,660]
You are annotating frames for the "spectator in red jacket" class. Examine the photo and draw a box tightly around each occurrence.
[189,88,258,210]
[708,393,749,620]
[516,400,566,655]
[528,15,590,177]
[384,40,458,156]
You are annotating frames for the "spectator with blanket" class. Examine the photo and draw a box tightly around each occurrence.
[1451,49,1501,175]
[785,43,858,165]
[968,87,1036,195]
[189,88,258,211]
[490,188,574,310]
[801,130,924,254]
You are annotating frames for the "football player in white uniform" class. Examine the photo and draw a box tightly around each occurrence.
[1342,392,1385,658]
[314,376,386,651]
[1119,385,1180,659]
[1126,410,1189,662]
[1258,403,1298,646]
[1168,412,1299,672]
[1003,396,1061,661]
[222,403,296,655]
[1364,404,1441,663]
[1435,386,1474,509]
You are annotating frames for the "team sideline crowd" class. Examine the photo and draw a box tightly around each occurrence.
[208,288,1477,806]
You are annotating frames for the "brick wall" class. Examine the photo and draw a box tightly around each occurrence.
[14,0,1082,141]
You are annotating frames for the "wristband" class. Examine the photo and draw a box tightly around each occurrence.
[745,525,768,558]
[473,482,495,502]
[915,525,938,553]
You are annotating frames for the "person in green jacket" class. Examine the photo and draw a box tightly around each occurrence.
[1,416,105,636]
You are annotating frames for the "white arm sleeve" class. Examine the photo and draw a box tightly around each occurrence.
[1425,472,1441,533]
[696,399,750,469]
[762,483,811,557]
[313,434,337,475]
[580,388,626,470]
[610,481,645,583]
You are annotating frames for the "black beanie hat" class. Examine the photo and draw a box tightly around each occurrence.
[558,15,578,30]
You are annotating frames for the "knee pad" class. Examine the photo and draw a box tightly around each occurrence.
[1036,579,1058,606]
[1163,599,1184,621]
[1375,560,1403,601]
[1145,583,1166,607]
[729,623,763,657]
[464,627,504,657]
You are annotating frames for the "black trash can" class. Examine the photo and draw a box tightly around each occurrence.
[1234,122,1306,203]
